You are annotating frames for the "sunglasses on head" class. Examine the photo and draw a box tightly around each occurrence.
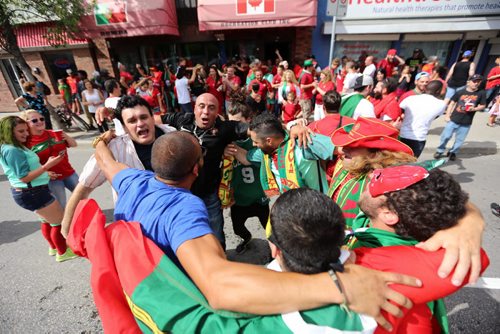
[29,117,45,123]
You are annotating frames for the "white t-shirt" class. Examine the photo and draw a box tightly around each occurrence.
[343,73,361,93]
[175,77,191,104]
[353,98,376,119]
[399,94,446,141]
[82,89,103,114]
[363,64,376,78]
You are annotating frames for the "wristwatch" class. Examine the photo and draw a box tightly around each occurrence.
[92,136,107,148]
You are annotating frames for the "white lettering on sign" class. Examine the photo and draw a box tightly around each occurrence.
[326,0,500,19]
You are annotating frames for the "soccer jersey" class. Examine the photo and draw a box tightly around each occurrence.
[232,139,268,207]
[26,130,75,179]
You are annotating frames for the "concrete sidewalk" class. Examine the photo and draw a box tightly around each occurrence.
[2,110,498,154]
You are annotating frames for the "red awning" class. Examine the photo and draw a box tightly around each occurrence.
[15,23,87,49]
[198,0,317,31]
[79,0,179,38]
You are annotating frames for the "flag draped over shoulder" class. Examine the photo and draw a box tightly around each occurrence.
[67,199,374,334]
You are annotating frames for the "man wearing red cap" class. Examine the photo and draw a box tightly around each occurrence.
[346,165,489,333]
[377,49,404,78]
[328,117,415,227]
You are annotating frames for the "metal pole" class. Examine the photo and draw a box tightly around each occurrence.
[328,15,337,64]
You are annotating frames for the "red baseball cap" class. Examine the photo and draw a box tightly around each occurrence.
[331,117,414,156]
[387,49,397,56]
[369,165,429,197]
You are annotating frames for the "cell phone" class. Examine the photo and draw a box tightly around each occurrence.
[58,151,65,156]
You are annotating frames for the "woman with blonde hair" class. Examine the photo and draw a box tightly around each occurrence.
[277,69,301,105]
[312,69,335,120]
[0,116,77,261]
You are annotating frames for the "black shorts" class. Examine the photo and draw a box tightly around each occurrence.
[11,185,55,212]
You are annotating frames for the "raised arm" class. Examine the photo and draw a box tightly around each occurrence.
[94,131,127,183]
[61,183,94,238]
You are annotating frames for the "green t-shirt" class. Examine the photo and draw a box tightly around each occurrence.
[232,139,268,207]
[0,144,49,188]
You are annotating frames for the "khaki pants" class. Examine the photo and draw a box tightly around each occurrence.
[299,99,313,121]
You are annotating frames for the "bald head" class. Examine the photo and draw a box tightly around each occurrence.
[151,132,202,181]
[194,93,219,129]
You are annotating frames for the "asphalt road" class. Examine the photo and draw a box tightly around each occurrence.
[0,132,499,333]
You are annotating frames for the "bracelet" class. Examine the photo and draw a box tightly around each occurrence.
[328,269,350,313]
[92,136,107,148]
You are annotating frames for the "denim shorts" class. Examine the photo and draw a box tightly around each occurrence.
[11,185,55,212]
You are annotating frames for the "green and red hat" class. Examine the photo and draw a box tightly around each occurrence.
[331,117,414,156]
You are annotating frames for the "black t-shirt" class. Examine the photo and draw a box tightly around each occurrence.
[161,112,249,196]
[132,127,165,171]
[450,89,486,125]
[246,95,267,114]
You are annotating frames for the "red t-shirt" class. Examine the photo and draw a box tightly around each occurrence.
[248,79,271,97]
[272,74,282,86]
[137,88,160,109]
[399,89,417,103]
[355,246,490,334]
[26,130,75,179]
[315,81,335,105]
[66,76,79,94]
[299,71,314,100]
[486,66,500,90]
[282,102,301,124]
[375,92,401,121]
[152,71,164,90]
[377,58,399,77]
[120,71,134,85]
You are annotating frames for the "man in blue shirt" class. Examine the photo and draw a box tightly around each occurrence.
[93,129,422,329]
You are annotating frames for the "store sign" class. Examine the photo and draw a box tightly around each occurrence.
[198,0,317,31]
[79,0,179,38]
[327,0,500,19]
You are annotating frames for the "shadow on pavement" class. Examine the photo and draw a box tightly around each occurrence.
[0,174,8,183]
[227,239,271,265]
[428,126,444,135]
[0,220,40,246]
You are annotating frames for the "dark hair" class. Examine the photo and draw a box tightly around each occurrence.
[151,132,201,181]
[228,102,253,119]
[251,83,260,93]
[177,67,186,79]
[376,68,386,78]
[78,70,88,79]
[436,66,447,79]
[82,79,95,90]
[0,116,28,148]
[114,95,153,124]
[104,79,120,95]
[426,80,443,98]
[322,91,341,114]
[209,65,220,82]
[270,188,346,274]
[382,77,398,94]
[385,169,468,241]
[23,81,36,92]
[278,65,285,71]
[249,112,285,139]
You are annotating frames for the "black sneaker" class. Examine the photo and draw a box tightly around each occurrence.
[235,238,251,254]
[448,152,456,161]
[491,203,500,218]
[433,152,444,159]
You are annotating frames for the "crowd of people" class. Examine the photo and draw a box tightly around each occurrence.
[1,46,497,333]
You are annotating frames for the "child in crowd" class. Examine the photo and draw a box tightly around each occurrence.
[281,90,301,124]
[58,78,72,109]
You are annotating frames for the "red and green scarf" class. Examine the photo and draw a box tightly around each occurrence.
[260,134,303,197]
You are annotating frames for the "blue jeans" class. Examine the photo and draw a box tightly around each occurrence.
[48,172,79,208]
[436,121,471,154]
[445,85,466,100]
[201,192,225,248]
[11,185,54,212]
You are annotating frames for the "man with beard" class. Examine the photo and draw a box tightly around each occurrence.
[399,71,430,103]
[328,117,415,227]
[61,95,176,237]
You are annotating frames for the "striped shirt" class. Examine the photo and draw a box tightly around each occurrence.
[79,124,176,202]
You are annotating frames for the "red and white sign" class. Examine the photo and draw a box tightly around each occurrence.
[198,0,317,31]
[237,0,275,15]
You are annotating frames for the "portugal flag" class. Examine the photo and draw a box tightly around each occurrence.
[67,199,374,333]
[237,0,275,15]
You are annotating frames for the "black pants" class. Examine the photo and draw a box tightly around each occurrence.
[230,203,269,241]
[400,137,426,158]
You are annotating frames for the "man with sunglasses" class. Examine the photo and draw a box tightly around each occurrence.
[61,95,176,237]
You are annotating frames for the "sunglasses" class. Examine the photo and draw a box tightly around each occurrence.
[29,117,45,123]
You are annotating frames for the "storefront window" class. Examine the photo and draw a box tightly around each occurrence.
[333,41,392,64]
[0,59,24,97]
[399,41,453,67]
[43,52,77,88]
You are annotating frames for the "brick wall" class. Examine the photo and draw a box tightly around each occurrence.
[73,47,96,77]
[0,70,19,112]
[294,27,313,63]
[93,37,114,75]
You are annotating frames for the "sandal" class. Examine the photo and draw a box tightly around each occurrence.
[487,123,495,127]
